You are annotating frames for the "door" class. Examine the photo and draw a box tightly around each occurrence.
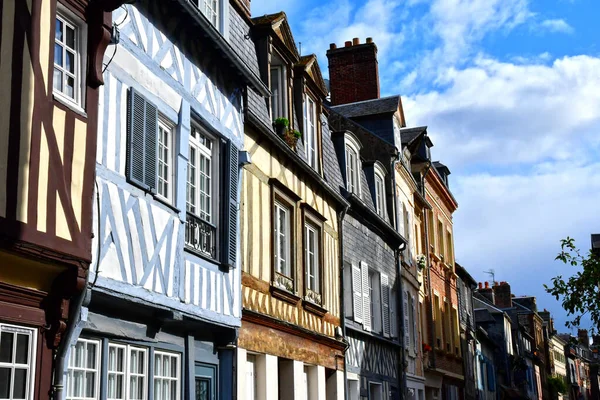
[195,364,217,400]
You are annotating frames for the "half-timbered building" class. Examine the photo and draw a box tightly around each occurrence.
[62,0,268,399]
[328,107,406,400]
[236,12,348,400]
[0,0,117,398]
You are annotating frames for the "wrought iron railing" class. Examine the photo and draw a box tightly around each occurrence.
[185,212,216,259]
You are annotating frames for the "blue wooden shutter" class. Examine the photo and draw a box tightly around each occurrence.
[221,139,239,268]
[127,88,157,191]
[487,362,495,391]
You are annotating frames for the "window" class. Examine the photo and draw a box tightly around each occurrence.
[274,201,292,279]
[437,221,444,258]
[106,344,147,400]
[345,135,361,194]
[304,94,318,169]
[157,118,174,201]
[434,295,442,348]
[186,125,219,259]
[54,10,85,107]
[67,339,99,400]
[197,0,219,28]
[304,222,320,297]
[446,231,454,266]
[369,271,381,333]
[374,169,385,217]
[427,210,435,251]
[0,324,36,400]
[270,65,286,119]
[444,301,451,352]
[153,352,180,400]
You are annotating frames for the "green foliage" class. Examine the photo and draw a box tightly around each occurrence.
[274,117,289,128]
[544,237,600,330]
[547,375,568,395]
[292,130,302,139]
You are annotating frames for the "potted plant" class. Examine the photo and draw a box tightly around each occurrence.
[282,129,301,149]
[273,117,289,137]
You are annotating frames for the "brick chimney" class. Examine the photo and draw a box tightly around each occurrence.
[327,37,380,106]
[579,329,590,346]
[479,282,495,305]
[493,281,512,309]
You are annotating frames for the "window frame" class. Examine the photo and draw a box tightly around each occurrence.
[303,92,319,170]
[344,134,362,195]
[105,343,148,400]
[156,116,175,203]
[187,122,219,224]
[302,205,325,306]
[373,165,386,217]
[66,338,100,400]
[0,324,38,400]
[53,6,87,110]
[270,60,287,120]
[196,0,221,30]
[153,351,181,400]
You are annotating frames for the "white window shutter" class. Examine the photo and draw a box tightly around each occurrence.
[404,291,410,349]
[381,273,390,337]
[352,262,363,323]
[390,290,397,338]
[412,295,418,351]
[398,202,405,238]
[361,262,371,332]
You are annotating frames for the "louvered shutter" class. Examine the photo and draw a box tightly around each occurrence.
[404,291,410,348]
[221,139,239,269]
[361,262,371,332]
[381,273,390,337]
[412,295,418,351]
[352,262,363,323]
[127,88,157,191]
[390,290,397,338]
[407,211,413,262]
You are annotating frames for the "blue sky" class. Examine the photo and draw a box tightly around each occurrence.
[252,0,600,331]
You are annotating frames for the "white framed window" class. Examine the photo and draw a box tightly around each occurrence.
[197,0,219,28]
[187,125,217,223]
[270,65,286,119]
[304,94,318,170]
[153,351,180,400]
[345,135,361,195]
[157,118,174,202]
[0,324,37,400]
[305,222,320,294]
[374,166,386,217]
[274,201,292,278]
[53,8,86,108]
[66,338,100,400]
[106,343,147,400]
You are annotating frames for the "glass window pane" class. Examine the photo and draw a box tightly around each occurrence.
[66,25,75,48]
[54,44,63,66]
[55,19,63,40]
[85,372,95,398]
[15,334,29,364]
[0,368,10,398]
[53,69,63,91]
[171,358,177,378]
[13,369,27,399]
[73,370,84,397]
[155,354,161,376]
[163,356,170,378]
[66,76,75,99]
[87,342,96,369]
[66,50,75,73]
[0,332,14,363]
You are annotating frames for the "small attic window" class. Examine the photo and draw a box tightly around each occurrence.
[270,52,287,120]
[344,133,362,195]
[373,164,387,217]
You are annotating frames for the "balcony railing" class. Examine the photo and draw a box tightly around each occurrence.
[185,212,216,259]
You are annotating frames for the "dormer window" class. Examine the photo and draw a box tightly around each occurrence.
[270,53,287,119]
[304,94,318,169]
[373,164,386,217]
[198,0,219,28]
[345,134,361,194]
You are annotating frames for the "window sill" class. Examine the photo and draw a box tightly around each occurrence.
[270,285,300,305]
[153,195,181,214]
[184,245,221,266]
[53,93,87,118]
[302,299,327,318]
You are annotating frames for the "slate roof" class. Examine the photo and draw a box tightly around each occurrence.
[228,4,261,79]
[320,113,345,191]
[331,95,401,118]
[400,126,427,146]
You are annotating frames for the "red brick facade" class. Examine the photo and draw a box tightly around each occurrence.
[326,38,380,105]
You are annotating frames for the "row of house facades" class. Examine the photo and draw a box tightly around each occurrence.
[1,1,598,400]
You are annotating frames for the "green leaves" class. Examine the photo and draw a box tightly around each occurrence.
[545,237,600,331]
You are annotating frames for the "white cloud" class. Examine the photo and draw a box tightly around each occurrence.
[539,18,574,34]
[403,55,600,168]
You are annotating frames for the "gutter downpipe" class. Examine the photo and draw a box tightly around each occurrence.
[391,152,408,400]
[338,203,350,400]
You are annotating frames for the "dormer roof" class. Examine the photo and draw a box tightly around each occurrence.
[252,12,299,62]
[331,95,402,118]
[296,55,328,98]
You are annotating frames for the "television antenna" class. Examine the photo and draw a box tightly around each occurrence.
[483,269,496,285]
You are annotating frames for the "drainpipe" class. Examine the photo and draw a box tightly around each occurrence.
[51,181,100,399]
[391,152,408,400]
[337,204,350,400]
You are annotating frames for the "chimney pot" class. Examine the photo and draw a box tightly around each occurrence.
[330,43,337,50]
[344,41,352,47]
[352,37,360,45]
[478,282,482,289]
[366,37,373,43]
[485,282,489,289]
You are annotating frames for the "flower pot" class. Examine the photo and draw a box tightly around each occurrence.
[275,124,287,137]
[282,131,299,150]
